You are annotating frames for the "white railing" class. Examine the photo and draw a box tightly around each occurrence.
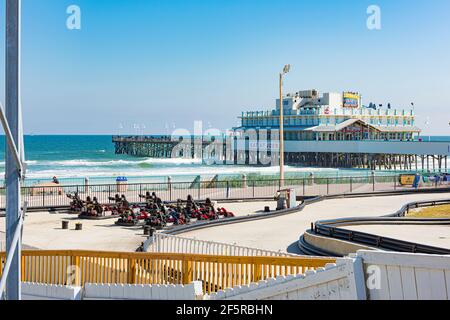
[145,233,295,257]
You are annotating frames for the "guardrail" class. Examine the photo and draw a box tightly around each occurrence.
[310,199,450,255]
[0,175,448,210]
[0,250,335,294]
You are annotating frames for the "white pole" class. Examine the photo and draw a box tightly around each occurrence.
[279,73,284,188]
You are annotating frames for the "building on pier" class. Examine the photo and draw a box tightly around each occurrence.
[113,89,450,172]
[236,90,420,142]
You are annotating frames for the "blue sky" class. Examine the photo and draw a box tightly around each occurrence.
[0,0,449,135]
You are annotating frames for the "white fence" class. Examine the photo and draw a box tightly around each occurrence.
[145,233,295,257]
[18,250,450,300]
[22,283,82,300]
[83,282,203,300]
[209,250,450,300]
[208,258,365,300]
[21,282,203,300]
[359,251,450,300]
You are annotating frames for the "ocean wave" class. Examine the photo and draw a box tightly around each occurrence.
[9,164,338,180]
[14,158,203,167]
[0,160,38,166]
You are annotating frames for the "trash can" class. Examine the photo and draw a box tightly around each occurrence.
[276,197,287,210]
[116,176,128,193]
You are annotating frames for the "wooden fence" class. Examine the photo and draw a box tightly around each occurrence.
[0,250,335,294]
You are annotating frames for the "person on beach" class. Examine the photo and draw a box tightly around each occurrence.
[52,176,60,184]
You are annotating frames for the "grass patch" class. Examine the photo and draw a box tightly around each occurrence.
[408,205,450,218]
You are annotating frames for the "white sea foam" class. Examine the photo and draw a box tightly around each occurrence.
[17,158,203,167]
[16,164,338,180]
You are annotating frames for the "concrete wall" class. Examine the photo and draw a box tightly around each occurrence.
[304,231,377,257]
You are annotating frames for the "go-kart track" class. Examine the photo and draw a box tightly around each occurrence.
[177,192,450,254]
[1,190,449,255]
[0,200,278,252]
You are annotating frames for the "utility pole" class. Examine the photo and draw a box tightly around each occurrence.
[5,0,22,300]
[279,65,290,188]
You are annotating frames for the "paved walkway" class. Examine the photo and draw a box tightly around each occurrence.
[179,193,450,253]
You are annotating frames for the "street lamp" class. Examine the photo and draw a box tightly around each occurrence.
[279,64,290,187]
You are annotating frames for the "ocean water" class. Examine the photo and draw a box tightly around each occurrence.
[0,135,448,186]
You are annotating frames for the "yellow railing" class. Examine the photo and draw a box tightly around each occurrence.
[0,250,335,294]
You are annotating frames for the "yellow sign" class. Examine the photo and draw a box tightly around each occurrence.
[399,174,416,186]
[343,92,359,100]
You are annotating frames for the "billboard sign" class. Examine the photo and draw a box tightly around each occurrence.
[343,92,360,108]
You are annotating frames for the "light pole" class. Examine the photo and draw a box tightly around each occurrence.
[279,64,290,188]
